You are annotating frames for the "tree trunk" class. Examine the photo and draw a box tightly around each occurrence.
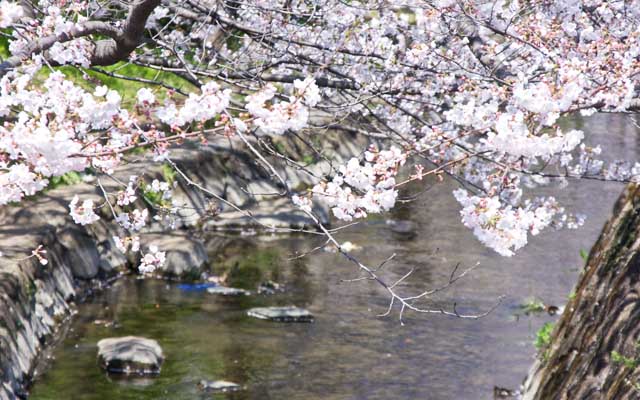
[523,183,640,399]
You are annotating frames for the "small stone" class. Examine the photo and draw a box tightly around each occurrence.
[247,306,314,322]
[97,336,164,376]
[257,280,284,295]
[198,380,241,393]
[93,319,117,328]
[206,286,250,296]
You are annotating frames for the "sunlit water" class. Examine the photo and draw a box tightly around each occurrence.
[29,114,639,399]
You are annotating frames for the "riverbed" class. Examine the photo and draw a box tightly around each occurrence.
[28,114,638,399]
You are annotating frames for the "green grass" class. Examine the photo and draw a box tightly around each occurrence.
[0,31,196,106]
[54,63,197,106]
[520,298,546,314]
[535,322,554,350]
[48,171,83,189]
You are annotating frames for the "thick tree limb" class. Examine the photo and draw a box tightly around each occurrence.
[0,0,160,76]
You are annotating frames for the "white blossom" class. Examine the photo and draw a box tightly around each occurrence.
[69,195,100,225]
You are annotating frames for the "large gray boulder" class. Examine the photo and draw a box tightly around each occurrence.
[141,234,208,279]
[97,336,164,376]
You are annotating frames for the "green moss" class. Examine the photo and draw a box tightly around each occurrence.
[612,350,639,369]
[534,322,555,362]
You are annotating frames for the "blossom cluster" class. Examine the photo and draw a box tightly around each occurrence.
[156,82,231,127]
[311,146,406,221]
[453,189,560,257]
[246,77,321,135]
[138,245,166,274]
[2,0,640,260]
[68,195,100,226]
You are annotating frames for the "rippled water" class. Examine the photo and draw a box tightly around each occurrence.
[29,114,639,399]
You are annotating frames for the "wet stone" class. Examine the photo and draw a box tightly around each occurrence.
[257,280,284,295]
[198,380,241,393]
[97,336,164,376]
[206,286,250,296]
[247,306,314,322]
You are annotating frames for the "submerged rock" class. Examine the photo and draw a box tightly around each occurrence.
[385,219,417,235]
[198,380,241,393]
[97,336,164,376]
[247,306,314,322]
[206,286,250,296]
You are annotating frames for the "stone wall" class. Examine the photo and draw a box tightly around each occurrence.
[0,131,366,399]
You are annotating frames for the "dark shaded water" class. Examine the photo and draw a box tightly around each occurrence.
[29,114,640,399]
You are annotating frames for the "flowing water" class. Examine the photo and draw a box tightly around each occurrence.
[29,114,640,399]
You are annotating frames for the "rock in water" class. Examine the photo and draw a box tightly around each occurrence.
[198,380,241,393]
[97,336,164,376]
[257,280,284,295]
[247,306,314,322]
[206,286,250,296]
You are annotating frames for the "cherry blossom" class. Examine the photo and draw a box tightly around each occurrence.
[139,245,166,274]
[0,0,639,261]
[68,195,100,226]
